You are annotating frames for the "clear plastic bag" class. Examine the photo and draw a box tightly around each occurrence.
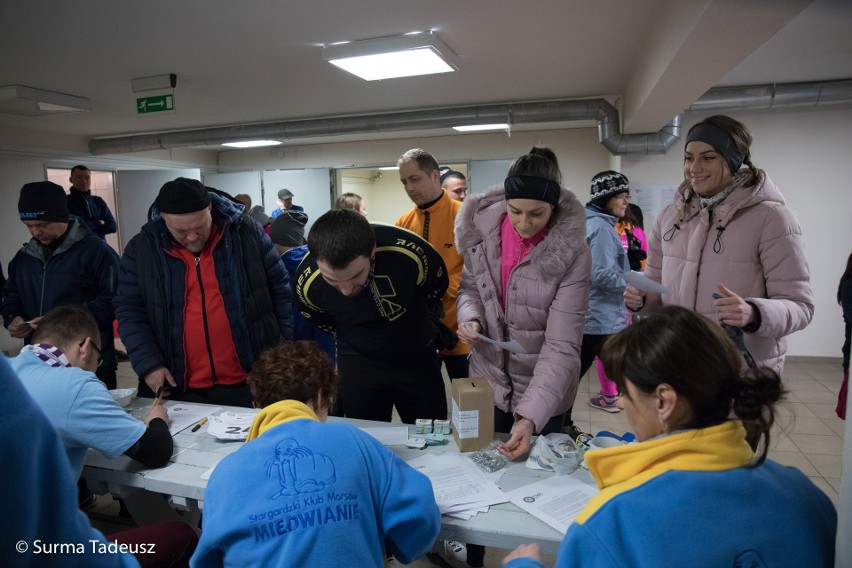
[468,441,509,473]
[527,433,582,475]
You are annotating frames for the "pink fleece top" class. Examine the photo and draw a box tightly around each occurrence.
[500,213,548,308]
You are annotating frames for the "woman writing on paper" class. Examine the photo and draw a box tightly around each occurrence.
[502,306,836,568]
[193,341,440,567]
[623,115,813,373]
[456,148,591,460]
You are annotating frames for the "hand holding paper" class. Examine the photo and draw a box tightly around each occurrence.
[621,271,670,294]
[461,322,527,354]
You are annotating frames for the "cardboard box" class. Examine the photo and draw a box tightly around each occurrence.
[451,377,494,452]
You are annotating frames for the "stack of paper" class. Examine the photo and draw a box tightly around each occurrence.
[406,453,508,518]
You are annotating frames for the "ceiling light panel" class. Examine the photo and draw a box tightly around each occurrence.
[0,85,91,116]
[453,123,509,132]
[222,140,282,148]
[322,31,458,81]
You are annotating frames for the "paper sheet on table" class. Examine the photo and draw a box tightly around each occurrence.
[406,453,508,514]
[506,475,597,535]
[359,426,409,446]
[207,410,259,440]
[165,404,222,436]
[621,271,670,294]
[464,324,526,354]
[445,506,489,520]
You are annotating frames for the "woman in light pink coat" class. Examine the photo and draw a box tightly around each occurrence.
[456,149,591,460]
[624,115,813,373]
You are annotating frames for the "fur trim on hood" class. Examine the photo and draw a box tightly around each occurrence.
[455,185,587,281]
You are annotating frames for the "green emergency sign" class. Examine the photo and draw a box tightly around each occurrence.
[136,94,174,114]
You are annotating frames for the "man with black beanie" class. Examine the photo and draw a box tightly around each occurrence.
[114,177,294,407]
[2,181,120,390]
[269,211,336,365]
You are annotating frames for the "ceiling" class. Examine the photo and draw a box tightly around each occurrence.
[1,0,850,153]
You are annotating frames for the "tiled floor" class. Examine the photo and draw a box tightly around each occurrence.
[94,357,846,567]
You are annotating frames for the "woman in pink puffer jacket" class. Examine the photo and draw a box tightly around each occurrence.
[456,149,591,460]
[624,115,813,374]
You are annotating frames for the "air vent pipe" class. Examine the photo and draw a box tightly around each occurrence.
[89,79,852,156]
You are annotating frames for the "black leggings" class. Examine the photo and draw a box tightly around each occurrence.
[564,333,611,425]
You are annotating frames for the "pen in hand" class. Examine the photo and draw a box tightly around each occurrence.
[191,417,209,432]
[150,386,163,410]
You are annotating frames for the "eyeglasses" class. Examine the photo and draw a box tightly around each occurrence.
[81,339,104,368]
[615,194,631,201]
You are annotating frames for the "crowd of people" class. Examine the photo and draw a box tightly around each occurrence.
[0,115,842,567]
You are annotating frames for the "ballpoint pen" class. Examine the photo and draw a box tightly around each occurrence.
[192,417,209,432]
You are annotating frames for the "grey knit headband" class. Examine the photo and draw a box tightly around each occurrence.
[685,123,747,174]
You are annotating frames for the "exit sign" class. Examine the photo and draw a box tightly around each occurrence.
[136,94,174,114]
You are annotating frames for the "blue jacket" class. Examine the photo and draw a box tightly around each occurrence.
[67,188,117,239]
[114,190,294,393]
[506,422,836,568]
[584,206,628,335]
[281,245,336,364]
[1,217,119,366]
[191,405,440,567]
[0,356,139,568]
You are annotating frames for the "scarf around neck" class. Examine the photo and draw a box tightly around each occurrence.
[696,171,749,212]
[246,399,319,442]
[22,343,71,368]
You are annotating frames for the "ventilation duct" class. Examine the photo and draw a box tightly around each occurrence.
[689,79,852,112]
[90,99,611,155]
[596,100,681,155]
[89,79,852,156]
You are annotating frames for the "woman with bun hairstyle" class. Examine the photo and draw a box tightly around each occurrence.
[624,115,813,374]
[503,306,836,568]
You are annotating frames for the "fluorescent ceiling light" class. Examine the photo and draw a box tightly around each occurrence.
[0,85,91,116]
[378,166,399,170]
[322,31,458,81]
[222,140,282,148]
[453,123,509,132]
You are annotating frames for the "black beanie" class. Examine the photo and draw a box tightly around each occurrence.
[588,171,629,206]
[269,210,308,247]
[504,175,560,207]
[19,181,69,222]
[154,178,211,214]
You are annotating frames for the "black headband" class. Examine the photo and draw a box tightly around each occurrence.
[685,123,747,174]
[504,175,560,207]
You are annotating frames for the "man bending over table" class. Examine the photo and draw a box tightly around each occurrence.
[191,341,440,567]
[9,305,173,481]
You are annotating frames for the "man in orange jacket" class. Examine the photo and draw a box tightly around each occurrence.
[396,148,470,379]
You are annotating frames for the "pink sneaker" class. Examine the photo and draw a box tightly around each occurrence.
[589,394,620,413]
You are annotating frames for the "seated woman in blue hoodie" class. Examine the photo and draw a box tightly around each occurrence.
[191,341,440,567]
[502,306,836,568]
